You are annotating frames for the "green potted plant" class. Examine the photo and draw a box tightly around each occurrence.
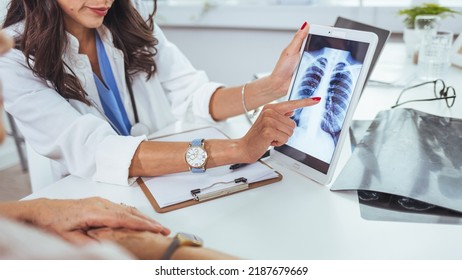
[398,3,460,61]
[398,3,460,29]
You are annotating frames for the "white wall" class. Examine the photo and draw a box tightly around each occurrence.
[161,27,291,85]
[155,4,462,34]
[0,0,8,23]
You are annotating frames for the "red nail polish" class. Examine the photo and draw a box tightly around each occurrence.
[312,97,321,101]
[300,21,307,30]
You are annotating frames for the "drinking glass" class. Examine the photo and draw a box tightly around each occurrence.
[412,15,441,63]
[418,31,453,81]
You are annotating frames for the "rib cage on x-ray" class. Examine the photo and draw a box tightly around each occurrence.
[321,62,353,145]
[292,57,327,126]
[291,51,354,145]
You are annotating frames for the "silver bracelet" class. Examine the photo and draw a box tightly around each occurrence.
[241,82,259,125]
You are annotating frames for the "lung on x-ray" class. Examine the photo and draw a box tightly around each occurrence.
[292,56,327,126]
[321,61,354,145]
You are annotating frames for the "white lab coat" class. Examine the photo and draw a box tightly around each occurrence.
[0,21,222,186]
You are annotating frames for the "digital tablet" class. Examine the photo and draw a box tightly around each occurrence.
[334,17,391,94]
[272,24,378,185]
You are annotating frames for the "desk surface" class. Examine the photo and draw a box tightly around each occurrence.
[26,42,462,260]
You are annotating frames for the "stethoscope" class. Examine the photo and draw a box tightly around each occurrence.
[89,99,149,137]
[124,73,150,137]
[88,73,150,137]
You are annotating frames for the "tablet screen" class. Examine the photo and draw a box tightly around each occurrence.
[275,33,370,174]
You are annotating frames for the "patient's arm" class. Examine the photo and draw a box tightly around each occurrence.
[87,228,239,260]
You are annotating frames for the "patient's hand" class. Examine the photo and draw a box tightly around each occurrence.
[23,197,170,245]
[88,228,239,260]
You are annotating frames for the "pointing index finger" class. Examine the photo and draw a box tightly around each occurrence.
[274,97,321,115]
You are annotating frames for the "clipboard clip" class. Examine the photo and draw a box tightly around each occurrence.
[190,177,248,201]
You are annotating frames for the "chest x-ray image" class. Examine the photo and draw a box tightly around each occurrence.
[287,47,363,164]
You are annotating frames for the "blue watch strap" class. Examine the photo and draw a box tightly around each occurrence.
[191,167,205,173]
[190,139,206,173]
[191,138,203,147]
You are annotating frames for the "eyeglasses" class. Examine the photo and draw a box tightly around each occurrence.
[391,79,456,109]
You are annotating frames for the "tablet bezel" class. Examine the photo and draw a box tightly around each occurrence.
[272,24,378,185]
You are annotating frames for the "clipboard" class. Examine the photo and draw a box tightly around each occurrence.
[136,126,283,213]
[137,163,282,213]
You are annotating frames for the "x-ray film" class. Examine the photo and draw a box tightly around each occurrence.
[332,108,462,214]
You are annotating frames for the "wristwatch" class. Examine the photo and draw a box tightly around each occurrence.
[185,138,208,173]
[161,232,203,260]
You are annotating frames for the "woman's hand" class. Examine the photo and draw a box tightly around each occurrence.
[238,97,320,163]
[26,197,170,244]
[267,22,310,99]
[235,23,309,119]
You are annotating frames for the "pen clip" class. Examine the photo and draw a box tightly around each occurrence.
[190,188,201,201]
[234,177,247,183]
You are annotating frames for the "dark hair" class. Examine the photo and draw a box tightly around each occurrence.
[3,0,158,105]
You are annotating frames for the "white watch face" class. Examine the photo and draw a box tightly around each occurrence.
[186,146,207,168]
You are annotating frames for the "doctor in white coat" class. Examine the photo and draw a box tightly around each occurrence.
[0,0,320,186]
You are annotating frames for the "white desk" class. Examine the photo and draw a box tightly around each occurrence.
[26,42,462,259]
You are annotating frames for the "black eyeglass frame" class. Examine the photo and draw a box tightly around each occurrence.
[391,79,456,109]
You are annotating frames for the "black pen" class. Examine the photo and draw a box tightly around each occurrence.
[229,150,270,170]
